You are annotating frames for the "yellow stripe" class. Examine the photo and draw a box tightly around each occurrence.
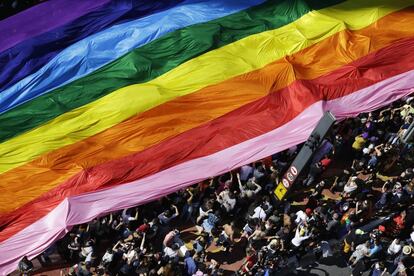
[0,0,411,174]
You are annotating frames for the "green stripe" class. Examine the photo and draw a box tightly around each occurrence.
[0,0,343,142]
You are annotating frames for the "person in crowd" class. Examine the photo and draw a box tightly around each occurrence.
[18,256,34,276]
[28,99,414,276]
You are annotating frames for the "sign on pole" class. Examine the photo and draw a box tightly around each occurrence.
[274,111,336,201]
[274,183,288,200]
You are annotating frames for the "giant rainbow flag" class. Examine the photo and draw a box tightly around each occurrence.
[1,0,414,273]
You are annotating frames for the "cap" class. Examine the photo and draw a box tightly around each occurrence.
[355,229,365,235]
[342,202,349,211]
[403,245,412,255]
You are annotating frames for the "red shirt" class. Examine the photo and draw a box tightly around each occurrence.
[393,216,405,229]
[136,224,149,233]
[320,158,332,168]
[243,255,257,272]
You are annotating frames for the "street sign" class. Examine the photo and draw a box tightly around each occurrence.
[273,111,336,201]
[291,166,298,176]
[274,182,288,200]
[286,172,294,182]
[282,178,290,188]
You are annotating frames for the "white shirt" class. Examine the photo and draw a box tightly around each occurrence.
[410,231,414,243]
[291,227,310,247]
[218,191,236,212]
[85,252,93,263]
[124,249,138,263]
[252,206,267,221]
[344,182,358,193]
[295,210,308,224]
[81,246,93,257]
[352,244,369,260]
[163,247,178,258]
[102,252,113,263]
[388,239,402,255]
[199,207,210,218]
[178,245,188,258]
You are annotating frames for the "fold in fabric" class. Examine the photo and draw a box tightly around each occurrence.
[1,36,413,246]
[0,0,269,113]
[0,0,110,53]
[0,70,413,275]
[0,0,408,175]
[0,0,187,91]
[1,12,413,217]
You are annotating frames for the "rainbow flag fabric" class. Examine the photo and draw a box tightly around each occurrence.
[1,0,414,273]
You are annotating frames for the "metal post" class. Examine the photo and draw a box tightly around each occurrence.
[402,121,414,144]
[274,111,336,201]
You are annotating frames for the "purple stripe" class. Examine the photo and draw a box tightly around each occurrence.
[0,0,186,91]
[0,0,110,53]
[0,70,413,274]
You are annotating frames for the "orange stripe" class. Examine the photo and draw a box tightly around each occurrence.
[0,7,413,214]
[2,37,414,244]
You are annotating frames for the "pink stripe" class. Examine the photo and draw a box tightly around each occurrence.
[0,70,413,274]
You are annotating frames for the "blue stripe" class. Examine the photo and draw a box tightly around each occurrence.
[0,0,185,91]
[0,0,265,114]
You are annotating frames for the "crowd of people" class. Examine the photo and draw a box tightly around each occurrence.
[17,97,414,276]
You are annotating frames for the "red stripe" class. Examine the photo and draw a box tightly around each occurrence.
[1,37,414,242]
